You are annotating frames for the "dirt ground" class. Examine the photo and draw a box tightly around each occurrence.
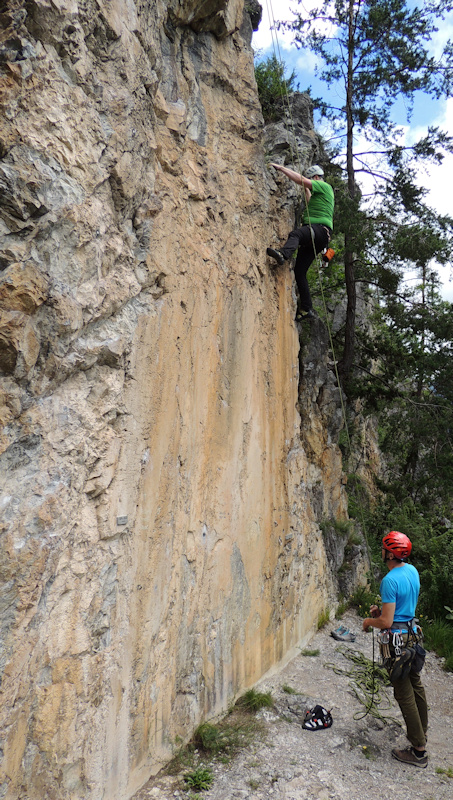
[133,610,453,800]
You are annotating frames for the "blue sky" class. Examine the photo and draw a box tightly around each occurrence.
[252,0,453,300]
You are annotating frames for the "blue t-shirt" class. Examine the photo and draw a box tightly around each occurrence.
[380,563,420,623]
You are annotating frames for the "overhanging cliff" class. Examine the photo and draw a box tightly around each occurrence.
[0,2,366,798]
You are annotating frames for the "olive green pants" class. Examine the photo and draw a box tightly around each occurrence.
[388,631,428,749]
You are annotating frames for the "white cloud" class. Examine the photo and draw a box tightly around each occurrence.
[419,96,453,218]
[429,15,453,59]
[252,0,297,53]
[295,49,319,75]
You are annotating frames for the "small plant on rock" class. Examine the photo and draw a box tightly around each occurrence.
[183,766,213,792]
[236,688,273,712]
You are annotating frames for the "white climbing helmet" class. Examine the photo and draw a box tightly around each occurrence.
[306,164,324,178]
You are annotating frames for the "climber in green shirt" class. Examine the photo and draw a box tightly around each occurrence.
[267,163,334,319]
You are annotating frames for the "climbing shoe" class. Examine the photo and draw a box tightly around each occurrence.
[302,705,333,731]
[266,247,285,266]
[295,309,315,322]
[391,747,428,768]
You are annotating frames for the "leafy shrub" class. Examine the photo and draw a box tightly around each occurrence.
[184,767,213,791]
[236,688,273,712]
[423,618,453,672]
[254,54,297,122]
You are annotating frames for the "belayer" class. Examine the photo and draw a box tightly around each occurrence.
[362,531,428,768]
[266,163,334,320]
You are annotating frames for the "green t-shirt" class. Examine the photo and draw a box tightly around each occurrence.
[302,180,334,229]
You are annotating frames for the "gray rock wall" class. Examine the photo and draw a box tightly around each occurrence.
[0,2,364,798]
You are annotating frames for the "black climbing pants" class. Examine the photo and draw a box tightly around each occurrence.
[279,223,331,312]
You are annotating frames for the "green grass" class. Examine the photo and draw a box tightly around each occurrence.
[192,713,265,759]
[166,705,267,784]
[423,619,453,671]
[317,608,330,629]
[236,688,273,712]
[183,767,213,791]
[435,766,453,778]
[335,598,349,618]
[282,684,297,694]
[300,648,320,657]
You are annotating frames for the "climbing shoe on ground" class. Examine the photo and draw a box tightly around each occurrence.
[391,747,428,768]
[266,247,285,266]
[302,705,333,731]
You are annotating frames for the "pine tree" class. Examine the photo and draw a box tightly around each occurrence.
[281,0,453,376]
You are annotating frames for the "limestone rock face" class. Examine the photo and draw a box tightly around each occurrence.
[0,2,357,799]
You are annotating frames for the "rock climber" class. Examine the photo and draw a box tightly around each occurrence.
[266,163,334,320]
[362,531,429,768]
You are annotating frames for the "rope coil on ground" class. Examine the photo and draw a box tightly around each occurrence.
[324,645,401,725]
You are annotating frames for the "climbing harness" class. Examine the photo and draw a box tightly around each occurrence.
[377,619,426,684]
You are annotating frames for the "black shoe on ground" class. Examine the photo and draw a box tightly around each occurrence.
[266,247,285,266]
[391,747,428,768]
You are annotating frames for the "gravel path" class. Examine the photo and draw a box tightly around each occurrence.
[133,611,453,800]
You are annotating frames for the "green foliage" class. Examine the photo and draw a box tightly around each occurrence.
[236,688,273,712]
[280,0,453,376]
[317,608,330,629]
[282,684,297,694]
[193,723,229,755]
[254,54,298,122]
[319,517,352,537]
[183,767,213,792]
[167,710,267,782]
[192,714,265,760]
[361,499,453,623]
[423,619,453,672]
[346,489,453,667]
[435,765,453,778]
[300,648,320,656]
[335,598,349,618]
[350,586,381,618]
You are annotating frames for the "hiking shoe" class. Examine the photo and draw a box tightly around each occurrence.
[331,628,356,642]
[391,747,428,768]
[266,247,285,266]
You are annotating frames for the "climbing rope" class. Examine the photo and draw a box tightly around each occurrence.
[264,3,383,721]
[264,0,377,596]
[324,645,401,725]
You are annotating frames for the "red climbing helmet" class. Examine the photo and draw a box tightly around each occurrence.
[382,531,412,560]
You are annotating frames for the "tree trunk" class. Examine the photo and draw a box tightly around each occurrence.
[339,0,357,378]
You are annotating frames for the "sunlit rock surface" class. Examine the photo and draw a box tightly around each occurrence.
[0,2,363,798]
